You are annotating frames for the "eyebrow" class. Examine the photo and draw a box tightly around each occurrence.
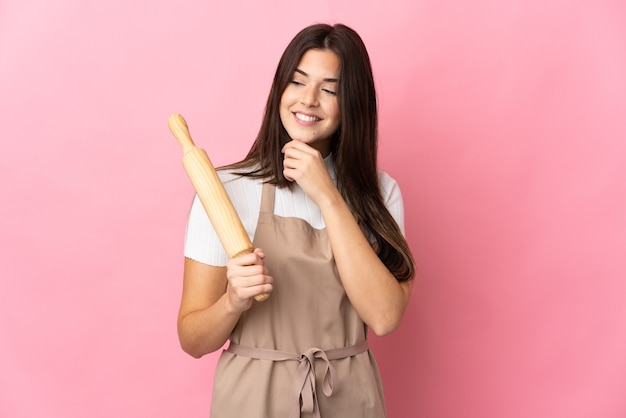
[295,68,338,83]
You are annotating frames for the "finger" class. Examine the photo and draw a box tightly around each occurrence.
[228,263,267,281]
[232,283,273,305]
[229,250,264,267]
[282,139,318,155]
[253,248,265,260]
[282,156,298,181]
[283,148,316,164]
[229,272,272,291]
[229,271,273,299]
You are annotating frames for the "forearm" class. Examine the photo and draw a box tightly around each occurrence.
[177,259,242,358]
[178,253,272,357]
[178,292,241,358]
[318,191,411,336]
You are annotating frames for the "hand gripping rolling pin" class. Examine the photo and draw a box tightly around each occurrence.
[169,114,269,301]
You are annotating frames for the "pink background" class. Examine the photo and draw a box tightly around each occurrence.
[1,1,625,417]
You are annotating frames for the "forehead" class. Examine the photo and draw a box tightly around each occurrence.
[295,49,341,78]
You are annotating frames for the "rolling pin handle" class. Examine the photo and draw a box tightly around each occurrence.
[168,114,195,153]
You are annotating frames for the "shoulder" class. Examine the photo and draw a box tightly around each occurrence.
[216,165,259,183]
[216,167,264,193]
[213,169,265,218]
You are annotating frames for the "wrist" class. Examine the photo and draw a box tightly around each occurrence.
[223,291,246,317]
[316,187,344,213]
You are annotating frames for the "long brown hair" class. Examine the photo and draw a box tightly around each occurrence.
[228,23,415,281]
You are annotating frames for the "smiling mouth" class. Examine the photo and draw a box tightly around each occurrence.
[295,112,321,122]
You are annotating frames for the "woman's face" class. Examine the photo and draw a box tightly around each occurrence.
[279,48,341,156]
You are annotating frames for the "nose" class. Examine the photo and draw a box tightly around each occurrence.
[300,85,319,107]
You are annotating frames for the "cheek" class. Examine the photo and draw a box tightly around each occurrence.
[280,86,297,106]
[278,108,289,129]
[279,94,291,122]
[328,101,340,123]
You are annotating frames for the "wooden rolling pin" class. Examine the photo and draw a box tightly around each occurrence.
[169,114,269,301]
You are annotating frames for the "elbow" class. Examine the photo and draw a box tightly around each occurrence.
[184,347,206,359]
[367,298,409,336]
[370,323,399,337]
[369,315,403,337]
[177,326,215,359]
[179,338,207,359]
[370,282,412,336]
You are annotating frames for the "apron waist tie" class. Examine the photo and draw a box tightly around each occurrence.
[226,340,369,418]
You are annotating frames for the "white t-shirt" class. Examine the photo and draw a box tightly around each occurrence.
[184,159,406,266]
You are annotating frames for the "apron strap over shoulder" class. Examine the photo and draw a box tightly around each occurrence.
[260,182,276,213]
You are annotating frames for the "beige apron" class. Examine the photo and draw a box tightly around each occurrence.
[210,183,387,418]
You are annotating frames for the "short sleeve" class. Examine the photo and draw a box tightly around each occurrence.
[378,171,406,236]
[183,194,229,266]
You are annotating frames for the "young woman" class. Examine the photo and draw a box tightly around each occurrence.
[178,23,415,417]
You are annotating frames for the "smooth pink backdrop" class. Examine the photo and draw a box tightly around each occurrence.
[1,1,625,417]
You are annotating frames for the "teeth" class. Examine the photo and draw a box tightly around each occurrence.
[295,113,320,122]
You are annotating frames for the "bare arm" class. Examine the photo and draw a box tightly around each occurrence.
[177,250,273,358]
[317,192,411,336]
[282,141,411,336]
